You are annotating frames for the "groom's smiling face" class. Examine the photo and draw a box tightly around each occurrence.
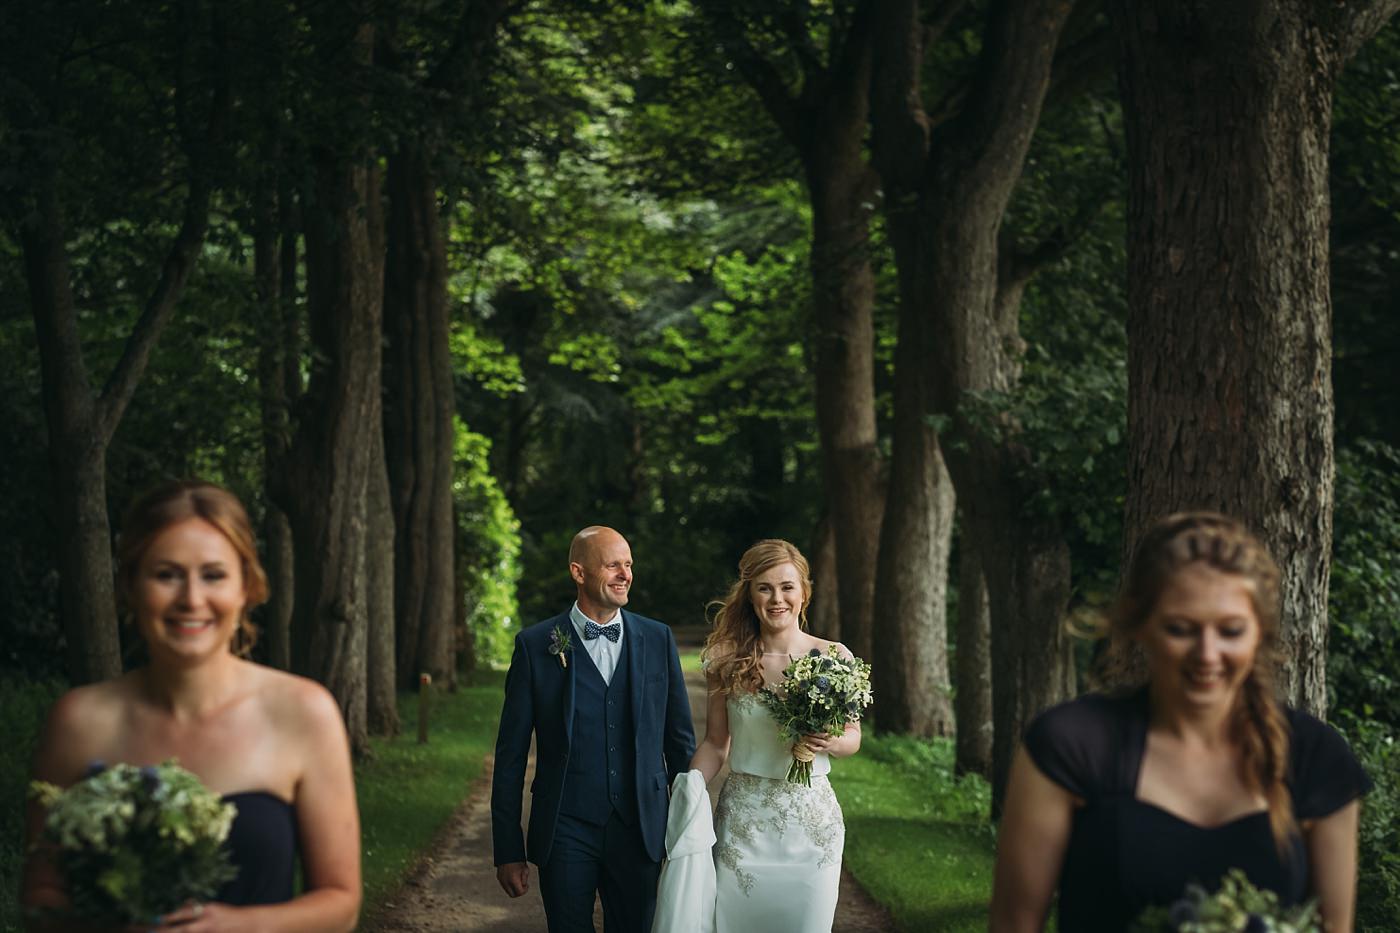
[571,531,633,620]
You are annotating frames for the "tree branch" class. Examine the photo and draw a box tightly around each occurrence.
[695,2,804,144]
[869,0,931,194]
[932,0,1076,191]
[1000,194,1104,288]
[1043,21,1114,109]
[95,13,231,444]
[1325,0,1400,65]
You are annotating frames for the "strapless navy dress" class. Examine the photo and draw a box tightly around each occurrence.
[216,792,298,905]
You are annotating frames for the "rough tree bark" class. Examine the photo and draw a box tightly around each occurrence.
[1112,0,1400,715]
[282,19,381,753]
[383,144,456,689]
[366,391,399,737]
[253,160,298,672]
[870,0,1078,804]
[698,1,888,671]
[807,513,840,641]
[870,304,957,736]
[954,533,993,778]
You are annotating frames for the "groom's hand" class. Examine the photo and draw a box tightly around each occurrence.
[497,862,530,898]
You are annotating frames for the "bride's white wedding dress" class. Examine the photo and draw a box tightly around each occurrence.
[712,691,844,932]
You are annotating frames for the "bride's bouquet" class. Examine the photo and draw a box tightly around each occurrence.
[759,646,873,786]
[1130,869,1321,933]
[29,760,238,923]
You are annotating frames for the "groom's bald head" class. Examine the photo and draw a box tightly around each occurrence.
[569,526,633,617]
[568,525,626,565]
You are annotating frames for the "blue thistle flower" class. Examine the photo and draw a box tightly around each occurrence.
[1168,898,1199,928]
[82,760,107,778]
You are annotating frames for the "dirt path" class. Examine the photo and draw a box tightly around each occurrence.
[366,638,894,932]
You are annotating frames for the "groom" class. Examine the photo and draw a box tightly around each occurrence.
[491,525,696,932]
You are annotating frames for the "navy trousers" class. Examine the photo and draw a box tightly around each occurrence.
[538,810,660,933]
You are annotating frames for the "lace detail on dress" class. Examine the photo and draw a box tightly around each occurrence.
[713,771,844,897]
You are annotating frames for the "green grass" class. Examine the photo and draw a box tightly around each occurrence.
[831,733,997,932]
[0,677,67,932]
[357,670,504,921]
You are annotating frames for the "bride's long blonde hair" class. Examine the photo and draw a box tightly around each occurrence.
[702,539,812,695]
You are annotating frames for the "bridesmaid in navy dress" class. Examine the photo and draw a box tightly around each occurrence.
[23,480,360,931]
[990,512,1370,933]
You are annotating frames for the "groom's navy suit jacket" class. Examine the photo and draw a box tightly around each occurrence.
[490,609,696,867]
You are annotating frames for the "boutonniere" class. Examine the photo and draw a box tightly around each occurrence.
[548,624,572,669]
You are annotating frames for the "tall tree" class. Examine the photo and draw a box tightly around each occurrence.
[697,1,942,729]
[1112,0,1400,714]
[380,0,514,688]
[280,13,383,751]
[870,0,1082,799]
[3,1,229,684]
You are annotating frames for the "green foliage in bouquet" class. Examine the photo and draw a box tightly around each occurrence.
[1130,869,1320,933]
[759,646,873,785]
[29,760,238,923]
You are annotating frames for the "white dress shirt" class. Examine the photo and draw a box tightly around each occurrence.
[569,602,624,685]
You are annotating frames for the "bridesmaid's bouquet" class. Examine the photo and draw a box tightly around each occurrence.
[759,646,873,786]
[29,760,238,923]
[1131,869,1321,933]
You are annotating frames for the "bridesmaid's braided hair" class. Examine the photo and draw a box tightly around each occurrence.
[116,479,269,658]
[1100,512,1293,850]
[702,539,812,696]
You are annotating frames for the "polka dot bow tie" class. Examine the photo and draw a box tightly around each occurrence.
[583,620,621,642]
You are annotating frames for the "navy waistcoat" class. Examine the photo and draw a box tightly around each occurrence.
[558,634,638,825]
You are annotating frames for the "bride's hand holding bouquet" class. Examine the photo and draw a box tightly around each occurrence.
[758,646,873,785]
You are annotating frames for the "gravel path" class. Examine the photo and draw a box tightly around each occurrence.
[366,640,895,932]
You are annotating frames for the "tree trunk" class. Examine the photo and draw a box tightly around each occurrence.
[284,23,381,752]
[697,0,885,666]
[1110,0,1400,714]
[22,111,217,683]
[871,0,1078,806]
[806,512,840,641]
[22,176,123,684]
[954,533,992,778]
[808,169,884,665]
[366,402,399,736]
[383,144,457,689]
[254,166,296,670]
[870,292,957,736]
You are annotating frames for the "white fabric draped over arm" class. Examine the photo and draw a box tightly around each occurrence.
[651,770,716,933]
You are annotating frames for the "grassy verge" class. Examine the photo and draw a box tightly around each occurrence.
[831,733,996,932]
[0,677,68,932]
[357,670,504,921]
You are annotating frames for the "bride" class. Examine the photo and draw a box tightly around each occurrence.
[688,539,862,932]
